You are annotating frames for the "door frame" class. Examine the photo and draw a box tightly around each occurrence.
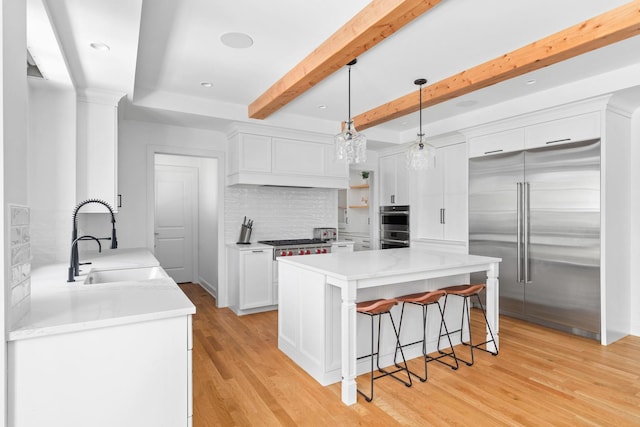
[146,145,228,306]
[154,164,199,283]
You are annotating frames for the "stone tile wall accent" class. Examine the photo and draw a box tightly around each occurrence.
[10,205,31,323]
[225,186,338,243]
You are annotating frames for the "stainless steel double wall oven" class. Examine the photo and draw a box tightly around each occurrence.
[379,205,410,248]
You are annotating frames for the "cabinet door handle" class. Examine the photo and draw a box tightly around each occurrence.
[391,195,395,204]
[545,138,571,145]
[251,250,264,253]
[440,208,445,224]
[484,149,503,155]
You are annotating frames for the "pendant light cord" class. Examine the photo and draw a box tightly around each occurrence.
[347,63,352,130]
[414,78,427,145]
[418,83,422,141]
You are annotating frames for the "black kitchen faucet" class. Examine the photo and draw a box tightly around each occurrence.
[68,199,118,281]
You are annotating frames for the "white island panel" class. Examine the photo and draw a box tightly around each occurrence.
[278,248,500,405]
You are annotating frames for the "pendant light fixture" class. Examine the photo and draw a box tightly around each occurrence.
[406,78,435,170]
[335,59,367,164]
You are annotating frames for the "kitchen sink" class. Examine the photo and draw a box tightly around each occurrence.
[83,266,168,285]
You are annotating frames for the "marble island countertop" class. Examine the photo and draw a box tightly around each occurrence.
[277,247,501,282]
[8,248,195,341]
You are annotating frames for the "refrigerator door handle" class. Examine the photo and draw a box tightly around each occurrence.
[524,182,531,283]
[517,182,522,283]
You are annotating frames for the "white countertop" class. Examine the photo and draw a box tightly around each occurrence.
[226,242,274,251]
[277,247,501,281]
[9,248,195,341]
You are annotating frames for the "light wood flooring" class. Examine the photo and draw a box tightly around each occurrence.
[180,283,640,426]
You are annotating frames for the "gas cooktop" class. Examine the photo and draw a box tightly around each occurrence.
[258,238,328,247]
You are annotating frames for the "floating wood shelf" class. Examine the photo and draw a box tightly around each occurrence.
[350,184,369,189]
[349,205,369,209]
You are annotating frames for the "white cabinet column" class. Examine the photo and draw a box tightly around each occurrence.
[76,90,124,211]
[414,142,467,242]
[379,152,409,205]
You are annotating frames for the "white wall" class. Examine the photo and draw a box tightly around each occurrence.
[631,109,640,336]
[155,154,218,295]
[27,82,76,267]
[199,157,218,294]
[114,119,226,248]
[2,1,28,423]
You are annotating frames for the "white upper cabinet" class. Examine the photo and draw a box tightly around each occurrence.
[272,137,324,175]
[468,128,525,158]
[524,111,600,149]
[76,91,124,212]
[469,109,601,158]
[226,126,348,188]
[414,143,467,242]
[379,152,409,205]
[323,144,349,177]
[237,134,272,172]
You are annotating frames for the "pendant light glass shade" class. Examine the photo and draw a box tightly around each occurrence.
[406,135,435,170]
[335,60,366,164]
[406,78,434,170]
[335,121,367,164]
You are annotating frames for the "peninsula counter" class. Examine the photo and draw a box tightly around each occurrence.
[277,247,501,405]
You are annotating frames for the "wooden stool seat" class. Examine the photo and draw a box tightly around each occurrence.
[397,289,446,305]
[440,284,486,297]
[357,298,398,315]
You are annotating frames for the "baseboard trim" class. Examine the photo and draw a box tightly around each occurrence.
[197,277,217,301]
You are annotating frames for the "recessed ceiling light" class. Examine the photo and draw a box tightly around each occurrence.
[318,105,327,110]
[90,42,110,52]
[401,121,408,126]
[456,100,478,108]
[526,79,537,85]
[200,82,213,88]
[220,32,254,49]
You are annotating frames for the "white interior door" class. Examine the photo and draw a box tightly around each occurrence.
[155,165,197,283]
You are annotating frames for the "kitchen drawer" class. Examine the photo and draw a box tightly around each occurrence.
[468,128,525,158]
[331,242,354,253]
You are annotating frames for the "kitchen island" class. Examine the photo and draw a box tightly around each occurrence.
[278,247,501,405]
[8,248,195,427]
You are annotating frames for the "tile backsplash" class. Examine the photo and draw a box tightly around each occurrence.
[225,186,338,242]
[10,205,31,323]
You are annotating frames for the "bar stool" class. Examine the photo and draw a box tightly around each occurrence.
[438,284,498,366]
[394,290,459,382]
[356,298,412,402]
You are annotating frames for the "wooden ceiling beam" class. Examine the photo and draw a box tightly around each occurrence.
[248,0,442,120]
[353,0,640,131]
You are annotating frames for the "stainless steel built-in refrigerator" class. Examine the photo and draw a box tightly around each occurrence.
[469,139,600,340]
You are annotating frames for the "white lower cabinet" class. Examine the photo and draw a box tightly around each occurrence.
[331,241,355,253]
[228,244,276,315]
[339,233,371,251]
[239,248,274,309]
[8,315,192,427]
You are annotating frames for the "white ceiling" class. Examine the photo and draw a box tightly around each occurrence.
[27,0,640,147]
